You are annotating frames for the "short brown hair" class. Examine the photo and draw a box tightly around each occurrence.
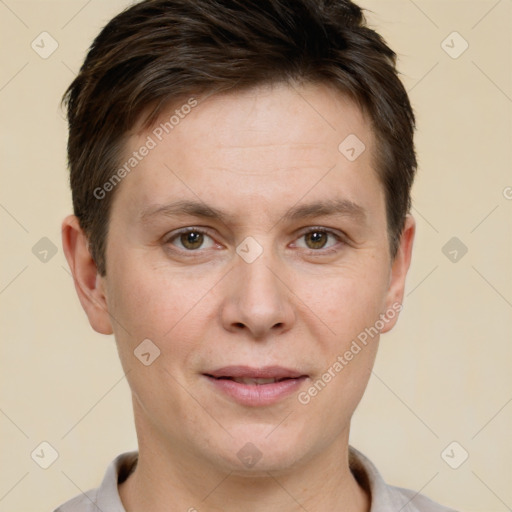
[63,0,416,276]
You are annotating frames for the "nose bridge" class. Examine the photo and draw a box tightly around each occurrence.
[239,252,281,305]
[221,238,295,338]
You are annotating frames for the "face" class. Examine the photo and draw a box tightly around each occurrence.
[69,82,414,475]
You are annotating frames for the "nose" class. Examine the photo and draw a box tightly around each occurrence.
[219,251,296,340]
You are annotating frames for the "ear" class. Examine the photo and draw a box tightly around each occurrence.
[380,214,415,334]
[61,215,113,335]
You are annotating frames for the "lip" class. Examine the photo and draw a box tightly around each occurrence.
[206,365,306,380]
[203,366,308,407]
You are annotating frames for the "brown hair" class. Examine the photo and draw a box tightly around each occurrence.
[63,0,416,276]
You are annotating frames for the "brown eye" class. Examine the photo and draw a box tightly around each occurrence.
[304,231,329,249]
[166,228,215,251]
[180,231,204,250]
[294,228,343,253]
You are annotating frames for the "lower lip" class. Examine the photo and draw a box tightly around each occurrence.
[205,376,307,406]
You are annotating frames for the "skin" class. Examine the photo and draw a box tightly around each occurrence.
[62,81,415,512]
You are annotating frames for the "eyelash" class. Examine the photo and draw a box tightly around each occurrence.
[164,226,345,256]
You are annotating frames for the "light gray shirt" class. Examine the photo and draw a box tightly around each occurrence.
[54,447,458,511]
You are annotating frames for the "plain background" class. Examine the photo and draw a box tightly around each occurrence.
[0,1,511,511]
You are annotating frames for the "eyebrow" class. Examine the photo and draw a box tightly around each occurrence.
[139,198,366,225]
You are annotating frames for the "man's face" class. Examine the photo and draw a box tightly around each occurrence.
[96,83,412,473]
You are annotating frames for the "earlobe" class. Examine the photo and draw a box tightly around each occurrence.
[380,214,416,334]
[61,215,113,335]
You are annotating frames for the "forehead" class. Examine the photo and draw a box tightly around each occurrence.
[113,82,382,222]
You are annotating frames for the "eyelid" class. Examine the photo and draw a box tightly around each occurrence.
[164,226,211,240]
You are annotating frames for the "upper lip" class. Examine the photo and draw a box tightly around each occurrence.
[204,365,307,379]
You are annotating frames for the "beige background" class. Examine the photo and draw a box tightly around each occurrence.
[1,1,511,511]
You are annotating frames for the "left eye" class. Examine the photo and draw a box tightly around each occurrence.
[168,229,215,251]
[295,229,340,251]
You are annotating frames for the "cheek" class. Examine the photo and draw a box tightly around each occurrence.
[294,262,390,340]
[106,251,204,335]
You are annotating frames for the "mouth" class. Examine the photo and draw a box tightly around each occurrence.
[203,366,308,406]
[206,376,298,385]
[204,365,307,382]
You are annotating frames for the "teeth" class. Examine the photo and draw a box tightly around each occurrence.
[232,377,278,385]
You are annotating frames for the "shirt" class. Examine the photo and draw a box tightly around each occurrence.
[54,447,458,511]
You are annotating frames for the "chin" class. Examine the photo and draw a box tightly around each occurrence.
[209,425,314,476]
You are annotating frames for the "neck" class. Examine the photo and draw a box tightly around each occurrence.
[119,432,370,512]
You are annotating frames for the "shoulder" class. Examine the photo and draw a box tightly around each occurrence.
[52,452,137,512]
[53,488,100,512]
[387,484,459,512]
[349,446,459,512]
